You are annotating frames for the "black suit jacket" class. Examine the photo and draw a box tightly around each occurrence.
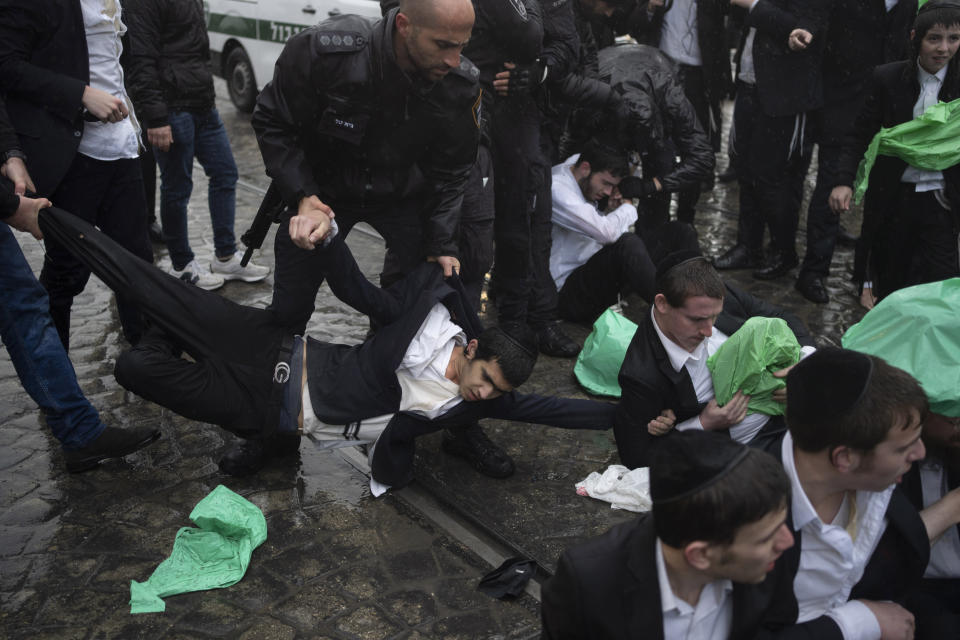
[743,0,833,117]
[614,283,814,469]
[541,514,793,640]
[0,0,92,195]
[750,431,931,639]
[303,237,616,488]
[836,60,960,292]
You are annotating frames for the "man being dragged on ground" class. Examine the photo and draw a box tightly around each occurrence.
[38,207,615,490]
[615,251,814,468]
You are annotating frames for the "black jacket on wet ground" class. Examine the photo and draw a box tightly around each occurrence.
[124,0,216,128]
[251,9,481,259]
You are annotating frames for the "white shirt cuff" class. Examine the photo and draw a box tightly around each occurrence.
[748,0,760,10]
[800,345,817,359]
[825,601,882,640]
[676,416,704,431]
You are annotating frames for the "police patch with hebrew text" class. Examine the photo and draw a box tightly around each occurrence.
[472,91,482,130]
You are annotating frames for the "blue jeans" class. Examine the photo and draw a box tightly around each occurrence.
[0,223,105,449]
[155,108,238,270]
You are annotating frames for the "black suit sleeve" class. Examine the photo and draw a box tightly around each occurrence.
[0,95,20,218]
[541,552,588,640]
[485,393,615,429]
[835,67,886,188]
[0,2,86,123]
[613,372,661,469]
[541,0,580,80]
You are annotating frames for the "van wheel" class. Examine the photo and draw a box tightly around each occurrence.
[226,47,257,113]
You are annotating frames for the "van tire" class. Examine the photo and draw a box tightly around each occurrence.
[226,47,257,113]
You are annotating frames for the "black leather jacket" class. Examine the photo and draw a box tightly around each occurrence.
[252,9,481,258]
[598,44,714,194]
[125,0,216,127]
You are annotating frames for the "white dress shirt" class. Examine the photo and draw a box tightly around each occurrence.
[301,303,466,496]
[901,61,947,192]
[782,433,889,640]
[78,0,141,160]
[659,0,702,67]
[656,539,734,640]
[651,309,770,443]
[920,460,960,578]
[549,155,638,289]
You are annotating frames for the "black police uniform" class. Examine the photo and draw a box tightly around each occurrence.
[252,9,481,333]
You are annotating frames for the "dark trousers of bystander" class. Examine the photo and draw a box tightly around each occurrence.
[39,154,153,350]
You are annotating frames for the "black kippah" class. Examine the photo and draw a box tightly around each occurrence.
[919,0,960,14]
[650,431,750,504]
[786,348,874,426]
[655,249,706,283]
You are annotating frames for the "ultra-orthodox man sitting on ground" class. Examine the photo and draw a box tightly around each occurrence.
[541,430,795,639]
[38,207,615,491]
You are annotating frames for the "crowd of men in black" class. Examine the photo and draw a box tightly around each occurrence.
[1,0,960,637]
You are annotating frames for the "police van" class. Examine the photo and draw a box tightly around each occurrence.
[204,0,382,112]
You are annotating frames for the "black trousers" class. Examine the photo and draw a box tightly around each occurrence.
[40,154,153,350]
[271,195,425,334]
[906,578,960,640]
[732,83,808,260]
[490,94,543,325]
[559,222,699,324]
[675,63,719,224]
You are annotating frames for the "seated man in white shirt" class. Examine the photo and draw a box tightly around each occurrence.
[753,348,932,639]
[547,139,698,326]
[542,429,795,639]
[615,252,815,468]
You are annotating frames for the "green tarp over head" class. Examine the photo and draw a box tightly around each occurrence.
[574,309,639,397]
[854,98,960,204]
[842,278,960,417]
[706,317,802,416]
[130,485,267,614]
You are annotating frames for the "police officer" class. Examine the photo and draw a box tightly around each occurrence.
[253,0,479,333]
[252,0,518,479]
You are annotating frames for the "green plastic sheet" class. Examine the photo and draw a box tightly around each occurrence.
[853,98,960,204]
[706,317,801,416]
[129,485,267,614]
[574,309,639,397]
[842,278,960,417]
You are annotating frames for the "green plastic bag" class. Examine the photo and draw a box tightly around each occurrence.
[706,317,801,416]
[574,309,639,397]
[842,278,960,417]
[854,98,960,204]
[130,485,267,614]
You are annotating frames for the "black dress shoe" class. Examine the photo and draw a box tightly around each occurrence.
[713,244,759,270]
[752,254,799,280]
[64,426,160,473]
[795,274,829,303]
[836,225,858,247]
[218,433,301,477]
[442,424,515,478]
[537,322,580,358]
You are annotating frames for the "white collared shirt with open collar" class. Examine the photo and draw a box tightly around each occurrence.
[656,539,733,640]
[781,432,891,640]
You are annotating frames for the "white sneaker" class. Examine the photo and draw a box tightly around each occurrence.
[210,253,270,283]
[171,260,225,291]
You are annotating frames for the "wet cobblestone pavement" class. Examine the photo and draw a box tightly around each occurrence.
[1,85,867,639]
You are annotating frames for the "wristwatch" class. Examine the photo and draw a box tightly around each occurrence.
[1,149,27,164]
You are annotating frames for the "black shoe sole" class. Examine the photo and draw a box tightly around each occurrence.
[66,430,161,473]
